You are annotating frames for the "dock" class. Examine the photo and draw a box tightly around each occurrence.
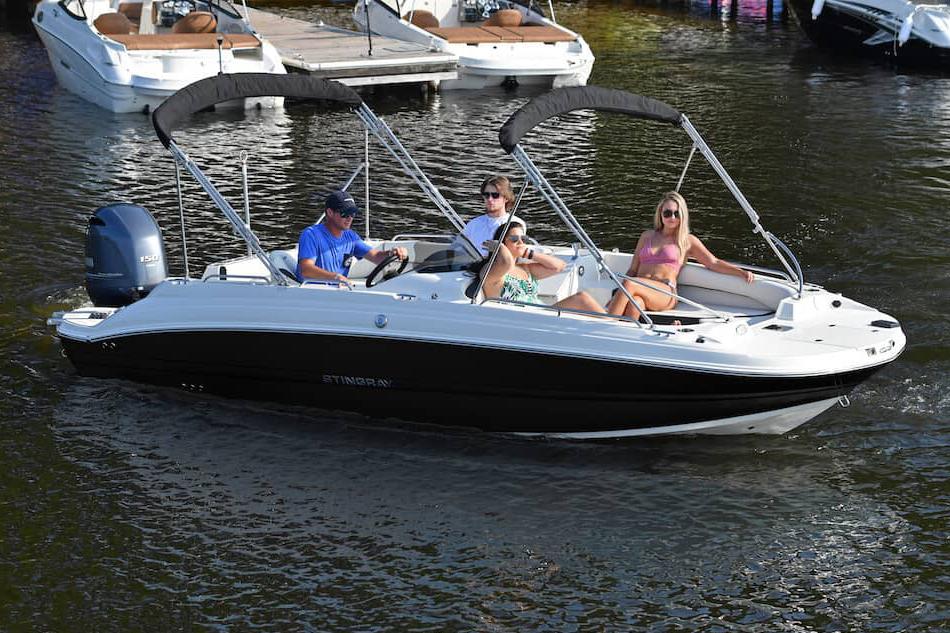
[244,8,457,87]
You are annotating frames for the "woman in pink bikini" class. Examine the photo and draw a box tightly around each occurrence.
[607,191,754,319]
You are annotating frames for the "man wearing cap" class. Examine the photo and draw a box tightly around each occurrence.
[296,190,408,284]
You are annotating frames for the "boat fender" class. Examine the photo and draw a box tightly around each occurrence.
[898,12,915,46]
[811,0,825,20]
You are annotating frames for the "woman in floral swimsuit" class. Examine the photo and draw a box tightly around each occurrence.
[480,219,605,314]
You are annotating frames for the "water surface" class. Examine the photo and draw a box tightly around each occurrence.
[0,2,947,630]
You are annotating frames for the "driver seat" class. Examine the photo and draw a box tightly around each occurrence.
[94,12,135,35]
[403,10,440,29]
[484,9,522,27]
[269,249,300,283]
[172,11,217,33]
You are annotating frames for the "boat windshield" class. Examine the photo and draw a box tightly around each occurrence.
[383,0,542,20]
[207,0,244,20]
[404,236,483,274]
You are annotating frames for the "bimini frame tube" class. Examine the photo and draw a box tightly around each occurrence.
[354,104,480,259]
[175,162,190,279]
[680,115,803,293]
[168,139,288,285]
[512,145,733,322]
[510,144,654,327]
[315,161,366,227]
[675,144,697,192]
[499,86,805,301]
[154,75,484,275]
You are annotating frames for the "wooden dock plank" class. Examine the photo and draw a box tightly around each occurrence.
[244,8,457,85]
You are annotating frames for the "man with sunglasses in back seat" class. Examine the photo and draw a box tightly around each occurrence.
[296,190,407,285]
[457,175,518,257]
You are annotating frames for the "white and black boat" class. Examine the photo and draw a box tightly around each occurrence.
[788,0,950,67]
[352,0,594,89]
[32,0,286,113]
[48,74,905,438]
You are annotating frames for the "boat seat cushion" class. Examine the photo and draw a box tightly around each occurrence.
[503,26,577,43]
[484,9,522,27]
[172,11,217,34]
[117,2,142,19]
[269,249,300,283]
[94,12,135,35]
[479,26,525,42]
[425,26,502,43]
[108,33,262,50]
[403,10,439,29]
[117,2,142,28]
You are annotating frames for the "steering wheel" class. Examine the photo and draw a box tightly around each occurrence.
[365,253,409,288]
[162,0,197,15]
[159,0,198,26]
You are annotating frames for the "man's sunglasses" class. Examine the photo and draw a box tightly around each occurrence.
[336,209,358,218]
[482,191,502,200]
[662,209,681,218]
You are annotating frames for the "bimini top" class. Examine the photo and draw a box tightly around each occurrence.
[499,86,682,154]
[152,73,364,149]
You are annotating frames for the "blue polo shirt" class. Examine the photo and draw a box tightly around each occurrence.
[296,223,372,281]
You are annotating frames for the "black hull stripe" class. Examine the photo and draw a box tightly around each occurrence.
[61,331,883,434]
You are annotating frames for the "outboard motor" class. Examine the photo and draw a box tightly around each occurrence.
[85,203,167,307]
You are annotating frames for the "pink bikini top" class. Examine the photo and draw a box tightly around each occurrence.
[638,234,682,269]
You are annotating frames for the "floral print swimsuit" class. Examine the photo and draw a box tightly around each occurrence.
[500,273,540,304]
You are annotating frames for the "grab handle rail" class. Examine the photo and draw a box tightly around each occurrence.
[616,274,732,322]
[203,274,271,284]
[736,263,792,282]
[765,232,804,298]
[301,279,354,290]
[391,234,456,243]
[479,297,647,326]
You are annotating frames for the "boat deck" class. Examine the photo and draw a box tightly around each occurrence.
[244,8,457,87]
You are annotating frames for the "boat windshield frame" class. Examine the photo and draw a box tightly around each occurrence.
[58,0,87,20]
[151,73,482,285]
[207,0,245,21]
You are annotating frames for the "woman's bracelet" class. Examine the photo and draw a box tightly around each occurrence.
[527,249,534,260]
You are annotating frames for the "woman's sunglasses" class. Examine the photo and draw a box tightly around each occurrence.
[482,191,502,200]
[507,234,528,244]
[662,209,681,218]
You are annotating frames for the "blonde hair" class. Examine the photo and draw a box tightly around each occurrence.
[480,175,516,211]
[653,191,691,261]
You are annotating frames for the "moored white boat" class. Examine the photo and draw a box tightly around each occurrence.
[352,0,594,89]
[788,0,950,67]
[31,0,286,113]
[47,74,905,438]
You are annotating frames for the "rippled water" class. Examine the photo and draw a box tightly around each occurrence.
[1,1,947,630]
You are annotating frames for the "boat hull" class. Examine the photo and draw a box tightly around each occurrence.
[440,55,593,90]
[788,0,950,67]
[353,3,594,90]
[59,329,881,437]
[32,3,286,113]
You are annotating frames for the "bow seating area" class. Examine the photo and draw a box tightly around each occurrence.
[106,33,261,50]
[403,7,577,44]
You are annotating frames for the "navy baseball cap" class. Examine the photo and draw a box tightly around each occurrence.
[326,190,359,217]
